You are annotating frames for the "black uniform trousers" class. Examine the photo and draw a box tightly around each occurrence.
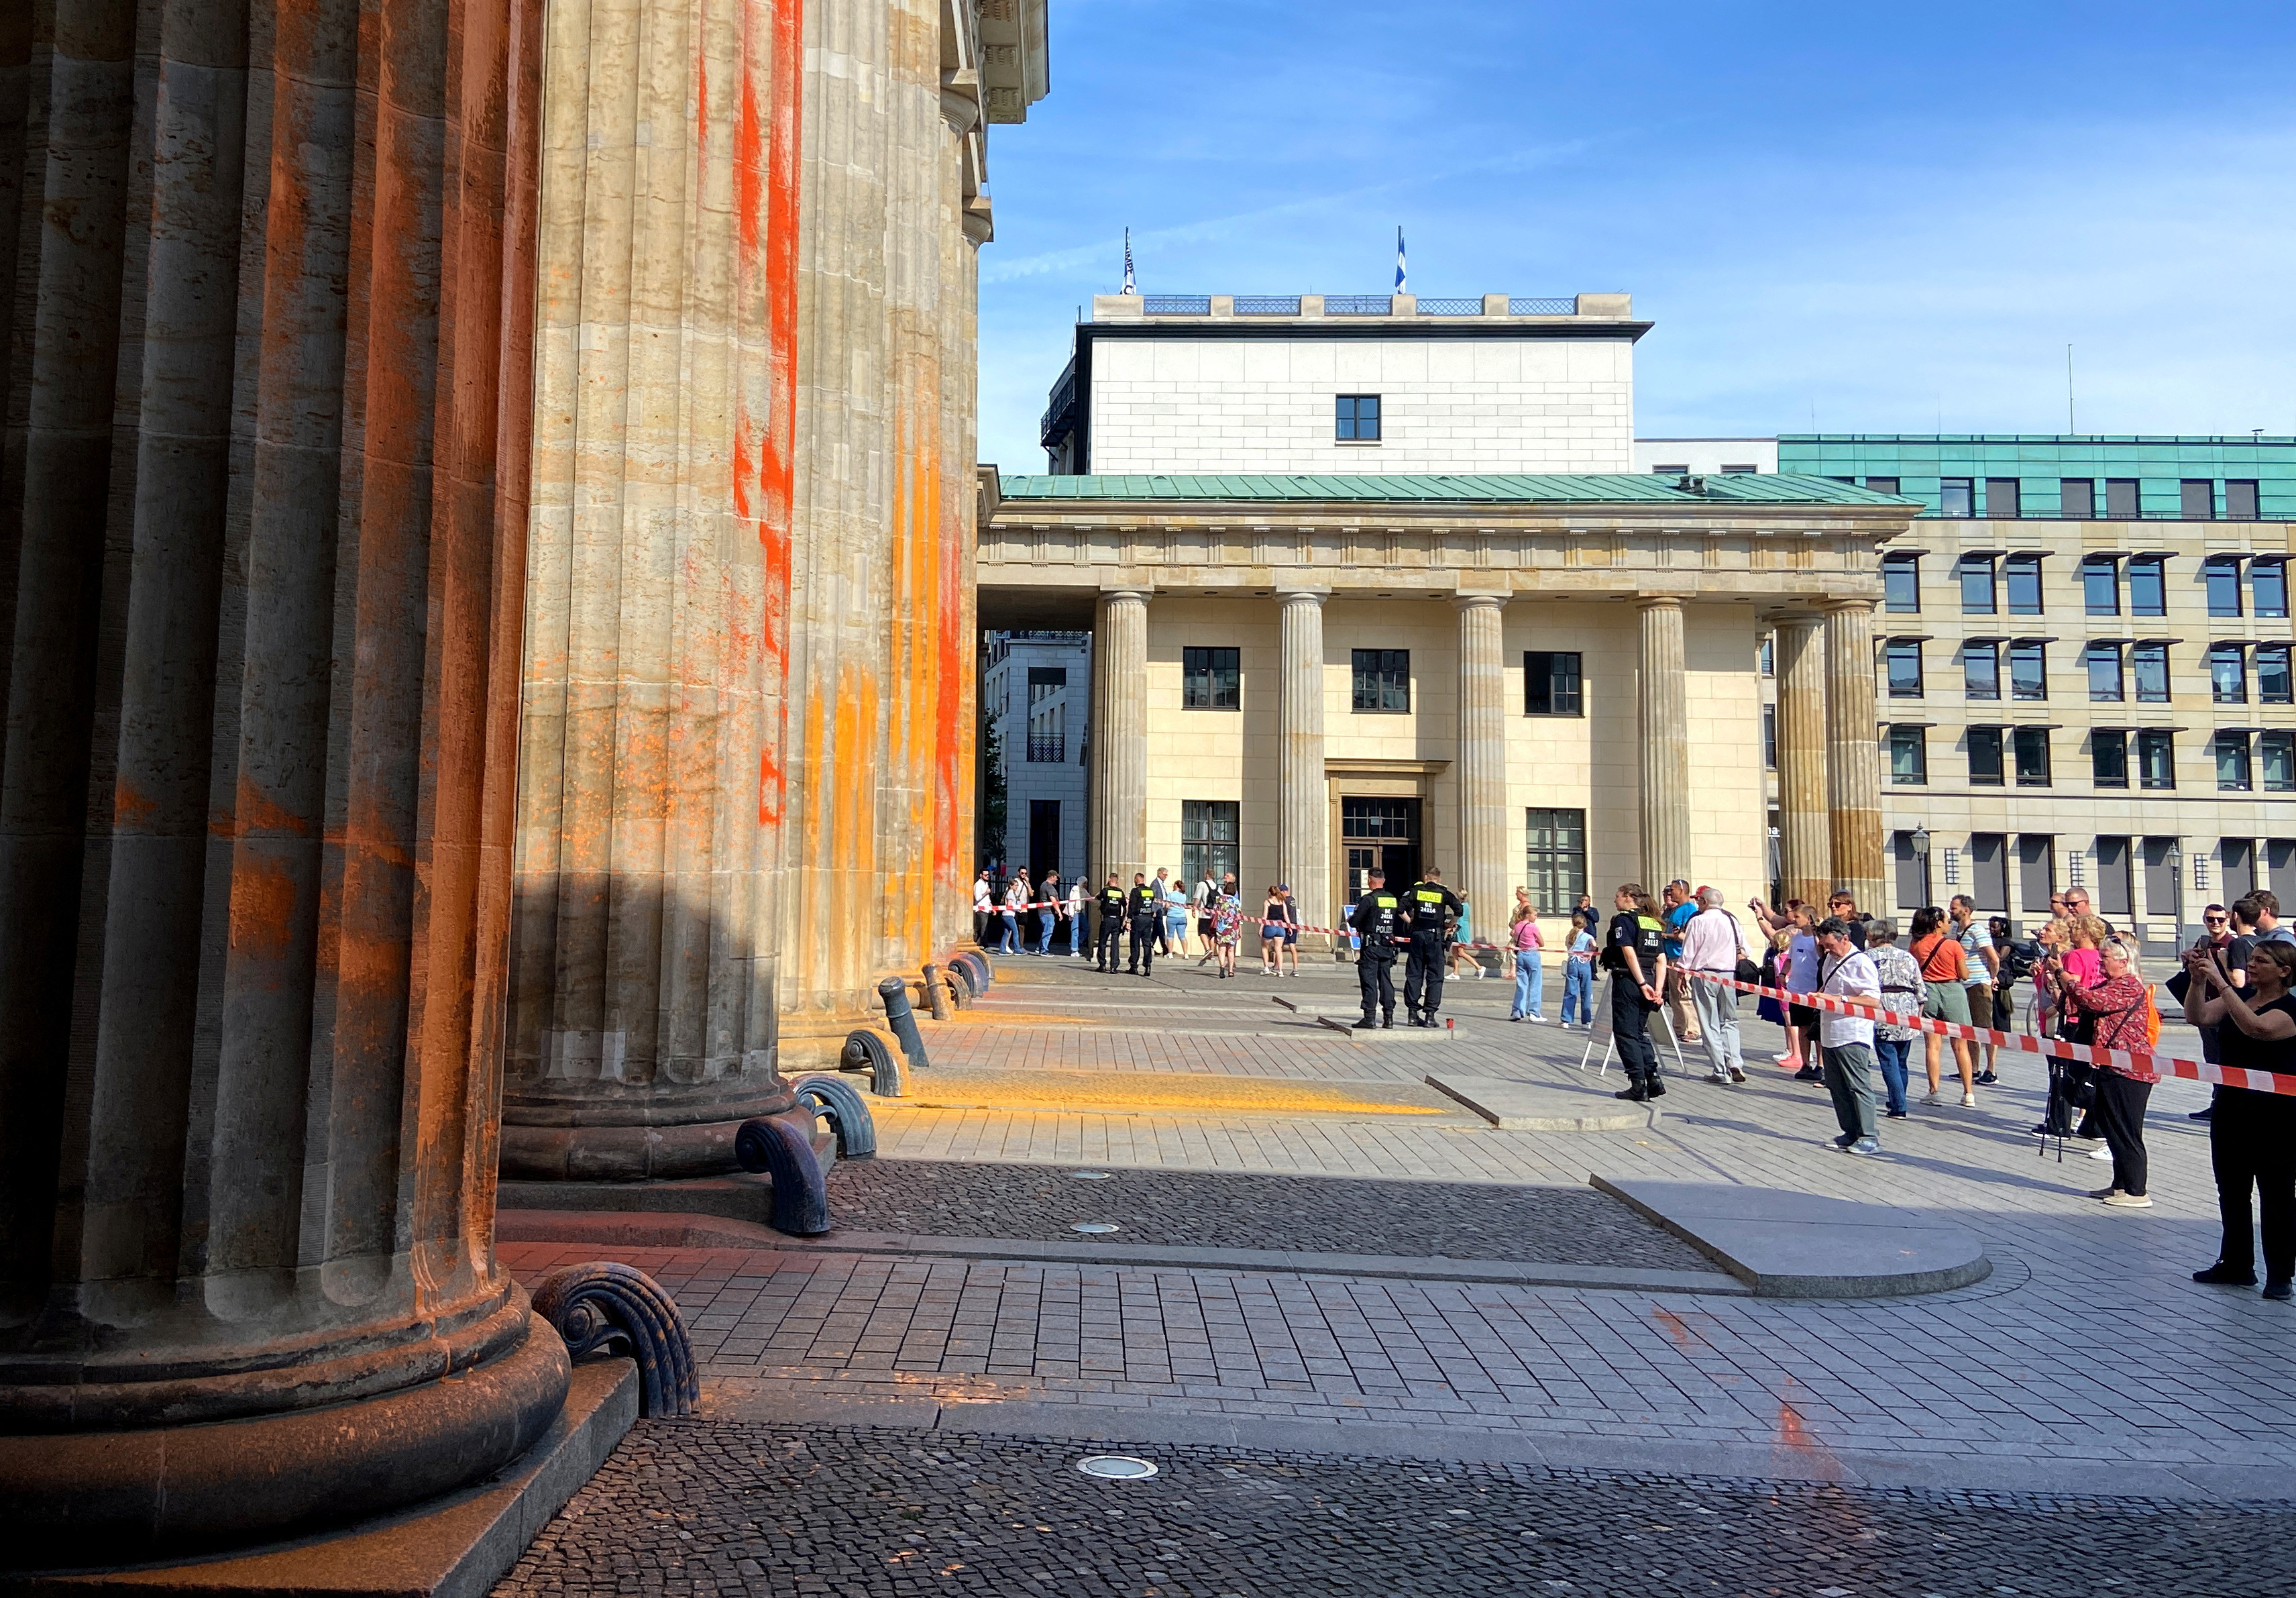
[1403,934,1445,1018]
[1128,917,1159,974]
[1357,947,1397,1023]
[1095,912,1124,971]
[1610,971,1661,1087]
[2211,1089,2296,1283]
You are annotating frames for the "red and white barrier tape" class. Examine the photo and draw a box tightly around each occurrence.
[1684,970,2295,1098]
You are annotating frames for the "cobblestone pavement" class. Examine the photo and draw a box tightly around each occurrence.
[818,1160,1716,1269]
[494,1422,2296,1598]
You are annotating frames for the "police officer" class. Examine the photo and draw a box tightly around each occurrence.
[1350,869,1404,1028]
[1093,873,1128,972]
[1401,866,1466,1026]
[1602,883,1670,1100]
[1126,873,1162,975]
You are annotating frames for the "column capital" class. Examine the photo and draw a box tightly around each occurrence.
[1633,592,1687,613]
[1275,585,1331,604]
[1097,585,1151,604]
[1820,594,1876,616]
[1450,590,1507,612]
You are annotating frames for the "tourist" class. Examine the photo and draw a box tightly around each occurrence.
[1908,906,1977,1107]
[1661,880,1704,1046]
[1191,868,1217,963]
[1035,870,1062,954]
[972,870,993,947]
[1561,913,1597,1027]
[1604,884,1669,1102]
[2047,939,2157,1208]
[1951,894,2000,1083]
[1093,874,1126,972]
[1680,887,1752,1083]
[1126,872,1163,975]
[1749,896,1822,1077]
[1993,915,2038,1032]
[1211,880,1242,977]
[1865,918,1922,1119]
[2184,940,2296,1299]
[1828,890,1872,938]
[1350,869,1404,1028]
[1755,927,1791,1034]
[1449,895,1483,981]
[1158,868,1189,956]
[1276,884,1302,976]
[1403,867,1466,1027]
[1573,892,1600,941]
[1814,916,1882,1155]
[2250,890,2294,946]
[1066,875,1089,957]
[1508,896,1546,1022]
[1260,886,1288,975]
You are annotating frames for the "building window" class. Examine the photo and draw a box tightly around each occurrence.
[1968,727,2005,786]
[1957,555,1996,615]
[1181,800,1240,887]
[1335,394,1382,441]
[2260,643,2293,704]
[2106,479,2141,519]
[2216,731,2253,792]
[2094,835,2134,916]
[2128,555,2167,617]
[2223,837,2256,902]
[1963,641,2000,700]
[2081,555,2119,616]
[2009,640,2048,701]
[1523,808,1588,914]
[1761,703,1777,770]
[1350,649,1410,712]
[1888,725,1928,785]
[2226,480,2261,521]
[1969,832,2010,911]
[2181,479,2217,520]
[2210,643,2247,704]
[2084,643,2123,702]
[2004,554,2042,615]
[1720,464,1758,474]
[1181,646,1241,710]
[2132,643,2169,702]
[1892,830,1931,910]
[2262,731,2295,793]
[2206,555,2244,617]
[2137,729,2176,790]
[1885,639,1924,698]
[1865,476,1901,494]
[1881,552,1921,612]
[2018,835,2057,914]
[1940,478,1974,517]
[1650,463,1688,476]
[1758,635,1774,676]
[2014,727,2053,787]
[1026,668,1067,761]
[2256,559,2289,619]
[2091,730,2129,788]
[1986,478,2022,519]
[2061,479,2096,519]
[1523,651,1583,716]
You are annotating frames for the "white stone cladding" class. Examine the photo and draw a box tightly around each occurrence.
[1087,336,1635,476]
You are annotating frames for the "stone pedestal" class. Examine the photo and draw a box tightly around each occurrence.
[501,0,806,1180]
[0,0,565,1557]
[1090,590,1152,884]
[1772,613,1832,910]
[1278,590,1330,942]
[1455,594,1511,929]
[1635,598,1692,890]
[1824,600,1887,915]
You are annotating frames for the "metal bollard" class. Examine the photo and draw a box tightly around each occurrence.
[877,975,930,1071]
[920,963,953,1020]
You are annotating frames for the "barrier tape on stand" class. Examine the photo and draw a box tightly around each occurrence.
[1683,969,2296,1098]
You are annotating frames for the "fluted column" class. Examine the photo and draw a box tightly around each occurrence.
[1773,612,1832,909]
[0,0,565,1557]
[1091,590,1152,884]
[1455,594,1511,928]
[1824,598,1887,914]
[1278,589,1330,942]
[502,0,807,1179]
[1637,597,1692,889]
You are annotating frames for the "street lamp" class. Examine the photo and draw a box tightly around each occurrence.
[2167,842,2184,943]
[1910,827,1931,906]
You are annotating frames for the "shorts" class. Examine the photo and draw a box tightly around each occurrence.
[1260,923,1282,943]
[1283,926,1299,945]
[1965,983,1993,1030]
[1197,916,1213,938]
[1788,1003,1820,1030]
[1921,981,1972,1025]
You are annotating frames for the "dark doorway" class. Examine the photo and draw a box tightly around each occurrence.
[1341,796,1421,906]
[1028,799,1061,879]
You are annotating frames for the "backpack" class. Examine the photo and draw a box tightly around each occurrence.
[2142,983,2161,1049]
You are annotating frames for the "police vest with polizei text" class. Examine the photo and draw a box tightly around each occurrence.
[1356,892,1401,945]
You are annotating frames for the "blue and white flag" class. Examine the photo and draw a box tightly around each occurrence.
[1122,228,1136,295]
[1394,226,1407,294]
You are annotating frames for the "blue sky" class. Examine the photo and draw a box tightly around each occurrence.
[975,0,2296,472]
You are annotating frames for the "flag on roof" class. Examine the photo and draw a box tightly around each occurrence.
[1122,229,1136,295]
[1395,226,1407,294]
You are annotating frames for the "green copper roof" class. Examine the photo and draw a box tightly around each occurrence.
[994,472,1920,506]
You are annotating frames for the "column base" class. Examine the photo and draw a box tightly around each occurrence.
[0,1315,571,1570]
[498,1108,838,1228]
[500,1085,800,1182]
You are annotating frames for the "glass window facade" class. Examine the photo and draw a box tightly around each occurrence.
[1775,438,2296,522]
[1882,553,1920,612]
[1968,727,2004,785]
[1335,394,1381,441]
[2207,557,2244,617]
[2132,643,2169,702]
[2004,555,2042,615]
[2081,555,2118,615]
[1523,651,1583,716]
[2138,730,2176,790]
[1351,649,1410,712]
[1523,808,1587,914]
[2216,732,2252,792]
[2256,559,2289,619]
[2091,731,2128,788]
[2014,727,2052,787]
[1940,478,1973,517]
[2010,641,2048,701]
[1958,556,1996,615]
[1182,646,1241,709]
[2260,644,2293,704]
[2084,643,2123,702]
[1885,639,1923,698]
[2061,479,2095,519]
[2211,643,2247,704]
[1889,725,1926,785]
[1963,641,2000,700]
[2128,556,2167,617]
[2262,731,2295,793]
[1181,800,1240,886]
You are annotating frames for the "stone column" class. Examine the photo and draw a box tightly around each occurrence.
[1824,598,1888,914]
[0,0,565,1558]
[502,0,808,1181]
[1773,612,1833,909]
[1278,589,1330,942]
[1636,597,1693,889]
[1091,590,1152,884]
[1454,594,1512,931]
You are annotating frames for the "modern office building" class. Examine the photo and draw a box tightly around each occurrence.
[1761,436,2296,943]
[982,631,1093,880]
[1633,438,1780,476]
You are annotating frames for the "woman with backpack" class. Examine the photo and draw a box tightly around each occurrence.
[2046,939,2156,1208]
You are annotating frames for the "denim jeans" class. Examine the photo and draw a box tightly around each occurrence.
[1511,950,1545,1018]
[1873,1035,1911,1115]
[1068,912,1085,955]
[1036,913,1055,954]
[997,911,1018,953]
[1561,959,1594,1024]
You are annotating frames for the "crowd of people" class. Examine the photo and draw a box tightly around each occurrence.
[971,865,1308,979]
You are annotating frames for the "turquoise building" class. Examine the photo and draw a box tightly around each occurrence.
[1775,435,2296,523]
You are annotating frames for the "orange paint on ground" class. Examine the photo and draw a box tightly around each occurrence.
[1653,1308,1697,1348]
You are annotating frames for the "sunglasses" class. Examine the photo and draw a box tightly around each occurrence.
[2204,916,2229,925]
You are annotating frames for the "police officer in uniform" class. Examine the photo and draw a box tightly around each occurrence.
[1126,873,1162,975]
[1093,873,1128,972]
[1401,867,1466,1027]
[1349,869,1404,1028]
[1602,883,1670,1100]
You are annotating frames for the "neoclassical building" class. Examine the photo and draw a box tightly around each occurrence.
[978,470,1918,943]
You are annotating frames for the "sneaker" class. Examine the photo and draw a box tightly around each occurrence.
[1794,1065,1824,1083]
[2101,1192,2154,1209]
[1920,1092,1945,1106]
[2194,1263,2258,1286]
[1772,1052,1798,1065]
[2089,1185,2120,1200]
[1846,1138,1881,1156]
[1707,1073,1733,1085]
[2266,1281,2293,1301]
[1529,1014,1547,1024]
[1830,1132,1857,1150]
[1885,1108,1908,1118]
[1975,1071,2000,1085]
[2089,1146,2114,1161]
[1960,1092,1977,1108]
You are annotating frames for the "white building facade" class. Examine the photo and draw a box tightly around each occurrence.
[982,631,1093,880]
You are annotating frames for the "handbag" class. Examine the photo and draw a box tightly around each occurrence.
[1725,912,1761,983]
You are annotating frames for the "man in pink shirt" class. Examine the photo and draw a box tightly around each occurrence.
[1680,887,1753,1084]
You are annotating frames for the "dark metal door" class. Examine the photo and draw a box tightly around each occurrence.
[1340,797,1420,905]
